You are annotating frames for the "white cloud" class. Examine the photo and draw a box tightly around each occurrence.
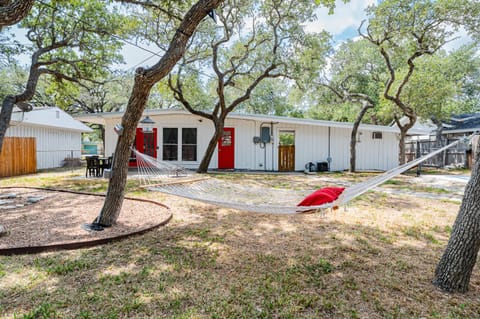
[305,0,376,36]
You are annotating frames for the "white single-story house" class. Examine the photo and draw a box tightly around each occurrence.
[6,106,92,169]
[75,109,427,172]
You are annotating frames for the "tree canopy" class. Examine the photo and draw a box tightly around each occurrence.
[0,0,125,152]
[163,0,332,172]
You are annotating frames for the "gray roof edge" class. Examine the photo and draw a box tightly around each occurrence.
[75,108,420,134]
[443,128,480,134]
[13,121,93,133]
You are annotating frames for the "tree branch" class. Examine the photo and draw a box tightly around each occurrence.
[167,73,214,121]
[114,0,183,21]
[227,64,279,112]
[0,0,35,27]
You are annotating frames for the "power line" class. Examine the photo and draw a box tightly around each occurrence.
[127,49,164,72]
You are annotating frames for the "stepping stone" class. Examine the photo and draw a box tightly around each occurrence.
[0,193,16,199]
[27,196,45,204]
[0,206,16,210]
[0,225,7,237]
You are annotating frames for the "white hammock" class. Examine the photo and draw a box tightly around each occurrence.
[132,136,470,214]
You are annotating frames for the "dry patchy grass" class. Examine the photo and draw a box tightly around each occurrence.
[0,169,479,319]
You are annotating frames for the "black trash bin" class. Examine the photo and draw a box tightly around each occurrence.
[305,162,317,172]
[317,161,329,172]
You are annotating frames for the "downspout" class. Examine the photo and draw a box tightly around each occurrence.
[259,121,279,171]
[271,122,275,172]
[327,126,332,171]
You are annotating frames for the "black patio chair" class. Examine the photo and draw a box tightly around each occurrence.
[85,156,100,177]
[99,156,113,177]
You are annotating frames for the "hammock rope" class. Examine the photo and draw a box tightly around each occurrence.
[337,136,470,205]
[132,135,472,214]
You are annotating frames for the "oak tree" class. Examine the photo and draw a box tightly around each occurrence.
[96,0,225,226]
[167,0,331,172]
[318,39,385,172]
[360,0,477,164]
[0,0,35,27]
[0,0,124,153]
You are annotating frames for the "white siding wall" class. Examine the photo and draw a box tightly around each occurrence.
[105,115,216,169]
[6,124,82,169]
[355,130,399,170]
[103,114,399,171]
[104,118,117,157]
[291,126,399,171]
[224,118,256,170]
[329,127,351,171]
[284,124,333,171]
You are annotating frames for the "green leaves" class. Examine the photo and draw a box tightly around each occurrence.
[17,0,125,83]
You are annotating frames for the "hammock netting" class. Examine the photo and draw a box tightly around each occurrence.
[132,136,470,214]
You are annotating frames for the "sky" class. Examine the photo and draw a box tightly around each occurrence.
[12,0,471,71]
[118,0,377,70]
[306,0,376,42]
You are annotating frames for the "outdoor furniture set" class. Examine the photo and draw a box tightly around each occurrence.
[85,155,112,178]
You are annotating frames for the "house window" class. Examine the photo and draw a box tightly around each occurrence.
[162,127,197,161]
[182,128,197,161]
[163,128,178,160]
[372,132,383,139]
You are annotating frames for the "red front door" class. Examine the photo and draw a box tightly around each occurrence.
[218,127,234,169]
[129,128,158,167]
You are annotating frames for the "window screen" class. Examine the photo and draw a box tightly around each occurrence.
[163,128,178,160]
[182,128,197,161]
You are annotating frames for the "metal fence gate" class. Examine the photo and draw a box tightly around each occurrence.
[405,138,468,168]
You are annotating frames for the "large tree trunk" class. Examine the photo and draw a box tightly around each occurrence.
[95,0,223,226]
[197,120,224,173]
[350,123,360,173]
[0,96,16,153]
[95,78,152,226]
[398,128,408,165]
[350,100,373,172]
[431,118,444,148]
[0,67,38,153]
[0,0,34,27]
[433,137,480,293]
[394,115,416,165]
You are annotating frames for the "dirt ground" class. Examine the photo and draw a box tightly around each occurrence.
[0,173,469,251]
[0,187,171,250]
[1,172,479,318]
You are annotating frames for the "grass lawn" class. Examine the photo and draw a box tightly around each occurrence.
[0,168,479,318]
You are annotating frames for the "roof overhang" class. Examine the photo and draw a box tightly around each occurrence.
[443,128,480,135]
[74,112,108,125]
[74,108,429,135]
[10,107,93,132]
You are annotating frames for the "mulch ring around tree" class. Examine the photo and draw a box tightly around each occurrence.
[0,187,172,255]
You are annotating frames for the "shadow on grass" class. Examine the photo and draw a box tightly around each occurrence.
[1,199,479,319]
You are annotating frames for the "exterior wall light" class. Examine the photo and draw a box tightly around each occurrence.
[139,115,155,133]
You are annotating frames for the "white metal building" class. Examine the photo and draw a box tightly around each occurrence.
[76,109,426,172]
[7,107,92,169]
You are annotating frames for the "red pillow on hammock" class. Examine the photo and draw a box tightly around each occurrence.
[297,187,345,207]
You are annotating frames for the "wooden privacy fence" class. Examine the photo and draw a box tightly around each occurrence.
[0,137,36,177]
[405,139,468,168]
